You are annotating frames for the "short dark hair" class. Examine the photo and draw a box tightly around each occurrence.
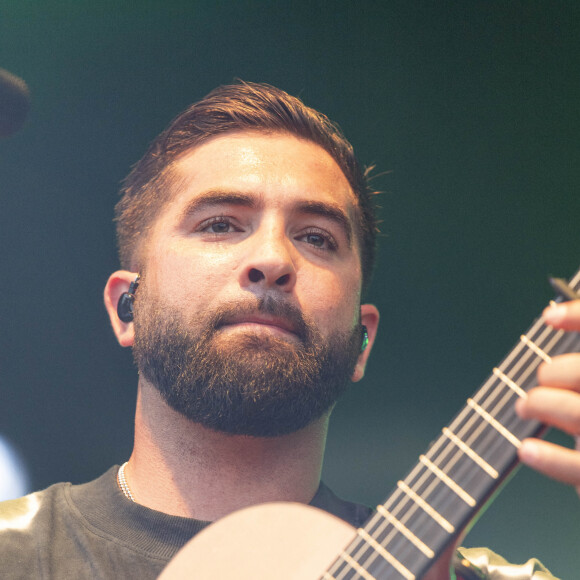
[115,81,378,290]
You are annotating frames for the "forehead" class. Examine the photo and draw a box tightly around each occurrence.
[166,131,359,217]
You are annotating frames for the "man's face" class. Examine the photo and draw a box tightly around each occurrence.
[130,131,372,436]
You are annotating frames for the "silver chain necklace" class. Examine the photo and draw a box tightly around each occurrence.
[117,461,136,503]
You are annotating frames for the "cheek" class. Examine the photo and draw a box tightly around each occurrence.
[147,243,244,310]
[298,271,362,331]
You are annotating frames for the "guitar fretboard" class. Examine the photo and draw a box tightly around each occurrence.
[324,268,580,580]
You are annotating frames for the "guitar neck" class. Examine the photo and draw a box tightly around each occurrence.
[325,268,580,580]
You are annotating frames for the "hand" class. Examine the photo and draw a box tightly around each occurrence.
[515,299,580,496]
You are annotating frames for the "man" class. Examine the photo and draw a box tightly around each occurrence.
[0,82,578,579]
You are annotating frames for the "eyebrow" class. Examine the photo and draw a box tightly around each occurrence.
[179,190,258,219]
[179,189,354,246]
[292,200,353,246]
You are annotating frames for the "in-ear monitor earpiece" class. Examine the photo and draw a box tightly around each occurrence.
[117,274,141,323]
[360,325,369,353]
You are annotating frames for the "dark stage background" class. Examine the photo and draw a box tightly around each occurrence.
[1,1,579,576]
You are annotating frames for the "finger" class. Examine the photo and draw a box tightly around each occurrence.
[515,387,580,434]
[537,353,580,390]
[519,438,580,490]
[543,299,580,331]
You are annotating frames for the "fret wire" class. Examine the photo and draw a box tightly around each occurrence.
[520,334,552,363]
[327,512,392,580]
[374,505,435,557]
[492,368,527,398]
[486,314,546,381]
[357,528,416,579]
[515,328,564,386]
[479,384,523,438]
[341,553,379,580]
[466,399,521,448]
[419,454,476,506]
[328,546,382,580]
[337,514,415,580]
[397,481,455,533]
[526,320,563,355]
[341,530,384,579]
[498,324,552,385]
[340,428,499,578]
[473,328,556,436]
[428,391,511,496]
[337,506,417,576]
[325,555,353,580]
[497,315,561,386]
[340,505,421,578]
[483,325,562,425]
[453,398,511,465]
[441,427,499,478]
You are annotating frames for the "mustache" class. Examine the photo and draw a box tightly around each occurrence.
[206,296,311,341]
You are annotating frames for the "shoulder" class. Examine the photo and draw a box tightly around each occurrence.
[0,482,71,578]
[0,481,69,533]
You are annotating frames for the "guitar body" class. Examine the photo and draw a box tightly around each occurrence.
[158,502,355,579]
[159,503,457,579]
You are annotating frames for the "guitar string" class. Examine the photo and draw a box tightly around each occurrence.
[363,324,565,576]
[332,321,558,576]
[393,271,580,538]
[331,324,569,580]
[328,271,580,579]
[331,331,567,580]
[332,274,580,578]
[328,324,559,580]
[365,309,578,578]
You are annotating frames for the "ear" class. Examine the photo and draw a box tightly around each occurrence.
[104,270,139,347]
[351,303,380,382]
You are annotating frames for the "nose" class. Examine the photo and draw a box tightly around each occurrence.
[238,229,297,292]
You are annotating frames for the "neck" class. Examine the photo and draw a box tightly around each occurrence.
[125,381,329,521]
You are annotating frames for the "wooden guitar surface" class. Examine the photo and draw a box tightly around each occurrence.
[158,502,355,579]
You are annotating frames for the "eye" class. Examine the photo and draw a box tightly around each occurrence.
[306,233,326,247]
[297,228,338,252]
[197,216,241,234]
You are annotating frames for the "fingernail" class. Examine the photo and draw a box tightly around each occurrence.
[544,303,567,325]
[514,398,525,418]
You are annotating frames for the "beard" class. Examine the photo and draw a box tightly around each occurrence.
[131,283,362,437]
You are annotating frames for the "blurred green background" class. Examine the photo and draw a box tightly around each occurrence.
[1,1,579,576]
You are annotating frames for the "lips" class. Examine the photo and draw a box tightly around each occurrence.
[220,314,298,336]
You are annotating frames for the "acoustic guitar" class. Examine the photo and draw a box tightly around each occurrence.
[159,270,580,580]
